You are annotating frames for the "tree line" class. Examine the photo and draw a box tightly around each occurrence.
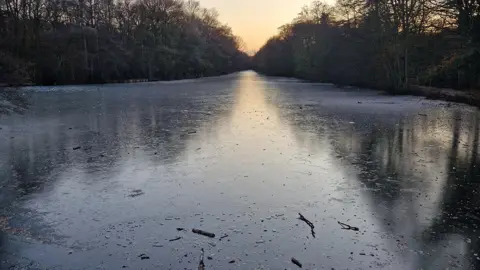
[253,0,480,92]
[0,0,250,86]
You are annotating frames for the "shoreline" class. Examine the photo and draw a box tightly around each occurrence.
[6,71,246,88]
[394,85,480,107]
[7,70,480,108]
[255,71,480,108]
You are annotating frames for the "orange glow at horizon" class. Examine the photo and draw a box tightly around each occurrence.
[199,0,315,52]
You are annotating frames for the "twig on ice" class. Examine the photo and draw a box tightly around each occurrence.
[192,229,215,238]
[298,213,315,238]
[338,221,359,231]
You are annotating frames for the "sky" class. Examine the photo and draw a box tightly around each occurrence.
[199,0,315,52]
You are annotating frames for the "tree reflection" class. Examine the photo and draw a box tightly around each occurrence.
[266,83,480,269]
[0,77,237,263]
[422,115,480,269]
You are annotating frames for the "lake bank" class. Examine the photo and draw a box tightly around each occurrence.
[255,71,480,107]
[396,85,480,107]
